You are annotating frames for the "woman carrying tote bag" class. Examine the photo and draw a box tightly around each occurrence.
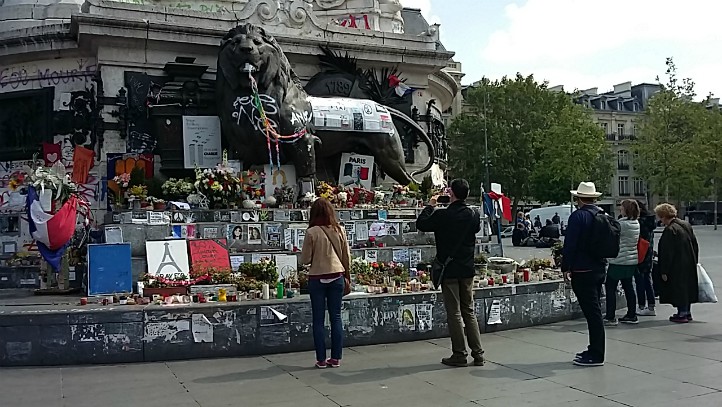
[300,198,352,368]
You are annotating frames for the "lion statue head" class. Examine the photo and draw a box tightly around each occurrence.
[218,23,302,95]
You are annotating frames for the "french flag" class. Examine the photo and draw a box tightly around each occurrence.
[26,186,78,272]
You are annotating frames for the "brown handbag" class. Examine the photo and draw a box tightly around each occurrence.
[319,226,352,296]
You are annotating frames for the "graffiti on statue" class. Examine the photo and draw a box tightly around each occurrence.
[232,94,313,133]
[124,72,167,154]
[232,94,279,131]
[0,59,97,90]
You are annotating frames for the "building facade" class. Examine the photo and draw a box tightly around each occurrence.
[0,0,458,252]
[575,82,662,213]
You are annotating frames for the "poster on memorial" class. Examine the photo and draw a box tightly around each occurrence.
[247,224,262,245]
[264,165,296,199]
[355,222,369,241]
[399,304,416,331]
[182,116,222,169]
[146,240,190,278]
[487,299,502,325]
[365,249,378,262]
[172,224,196,239]
[393,249,408,263]
[416,304,433,332]
[188,239,231,272]
[338,153,374,189]
[409,248,422,267]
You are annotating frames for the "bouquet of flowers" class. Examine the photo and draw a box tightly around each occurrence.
[128,185,148,201]
[30,165,78,205]
[194,165,243,208]
[161,178,195,201]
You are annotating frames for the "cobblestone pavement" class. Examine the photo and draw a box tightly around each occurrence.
[3,227,722,407]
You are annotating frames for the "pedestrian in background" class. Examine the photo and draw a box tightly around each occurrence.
[417,178,484,367]
[605,200,640,326]
[301,198,351,368]
[655,203,699,323]
[636,200,657,316]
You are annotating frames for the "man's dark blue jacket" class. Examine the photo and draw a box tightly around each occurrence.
[561,204,607,272]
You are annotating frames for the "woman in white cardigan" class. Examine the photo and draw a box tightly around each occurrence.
[605,200,641,325]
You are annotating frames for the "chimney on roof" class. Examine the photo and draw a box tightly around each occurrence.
[548,85,564,93]
[614,82,632,97]
[582,88,598,96]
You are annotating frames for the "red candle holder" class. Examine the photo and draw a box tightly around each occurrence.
[502,275,507,284]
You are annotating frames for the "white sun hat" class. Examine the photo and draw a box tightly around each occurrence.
[570,182,602,198]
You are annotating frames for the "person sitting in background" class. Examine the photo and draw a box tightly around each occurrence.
[534,215,543,230]
[512,223,529,247]
[539,219,561,240]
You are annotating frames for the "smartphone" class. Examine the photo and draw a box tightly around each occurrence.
[437,195,451,204]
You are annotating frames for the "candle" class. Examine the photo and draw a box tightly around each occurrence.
[523,269,530,282]
[502,275,507,284]
[80,297,87,306]
[262,284,270,300]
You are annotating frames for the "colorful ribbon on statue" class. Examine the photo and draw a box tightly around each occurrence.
[249,72,307,170]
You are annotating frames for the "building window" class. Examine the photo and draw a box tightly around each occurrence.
[618,176,630,196]
[0,88,54,161]
[618,150,630,170]
[618,123,625,139]
[633,177,646,196]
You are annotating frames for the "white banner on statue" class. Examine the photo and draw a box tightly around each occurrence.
[338,153,374,190]
[182,116,222,169]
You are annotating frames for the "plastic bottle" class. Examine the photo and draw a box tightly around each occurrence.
[276,281,284,299]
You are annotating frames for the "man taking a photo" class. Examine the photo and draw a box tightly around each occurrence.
[417,179,484,367]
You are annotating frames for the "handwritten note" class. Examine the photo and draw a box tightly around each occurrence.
[188,239,230,272]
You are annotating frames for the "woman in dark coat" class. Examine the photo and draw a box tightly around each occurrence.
[655,203,699,323]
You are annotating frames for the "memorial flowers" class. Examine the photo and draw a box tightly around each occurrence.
[161,178,195,201]
[30,165,78,205]
[194,165,242,208]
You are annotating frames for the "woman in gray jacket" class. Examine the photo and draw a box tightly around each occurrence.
[605,200,641,325]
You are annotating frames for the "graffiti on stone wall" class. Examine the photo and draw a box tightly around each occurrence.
[0,59,97,90]
[125,72,166,154]
[336,14,372,29]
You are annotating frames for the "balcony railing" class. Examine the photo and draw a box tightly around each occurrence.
[618,164,630,170]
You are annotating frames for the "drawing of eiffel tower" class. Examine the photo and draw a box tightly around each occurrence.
[155,242,184,275]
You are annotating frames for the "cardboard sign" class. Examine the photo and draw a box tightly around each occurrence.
[146,240,190,278]
[188,239,231,272]
[264,164,296,199]
[88,243,132,295]
[338,153,374,190]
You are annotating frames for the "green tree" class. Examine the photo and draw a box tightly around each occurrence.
[633,58,709,203]
[530,103,613,204]
[449,74,612,210]
[696,104,722,229]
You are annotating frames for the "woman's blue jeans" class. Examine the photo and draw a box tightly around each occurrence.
[308,278,344,362]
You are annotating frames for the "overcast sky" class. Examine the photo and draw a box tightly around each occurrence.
[400,0,722,96]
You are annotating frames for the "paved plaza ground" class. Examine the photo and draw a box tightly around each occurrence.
[3,227,722,407]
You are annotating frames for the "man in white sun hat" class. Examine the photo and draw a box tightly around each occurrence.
[562,182,620,367]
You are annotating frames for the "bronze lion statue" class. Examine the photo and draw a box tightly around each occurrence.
[217,23,434,186]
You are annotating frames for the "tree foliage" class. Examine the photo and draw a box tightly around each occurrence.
[449,74,612,207]
[633,58,717,203]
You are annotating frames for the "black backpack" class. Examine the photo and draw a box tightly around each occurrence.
[583,207,621,259]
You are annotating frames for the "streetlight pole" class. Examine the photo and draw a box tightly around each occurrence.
[484,91,491,191]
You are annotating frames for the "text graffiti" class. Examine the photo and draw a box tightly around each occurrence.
[0,59,97,90]
[233,94,279,131]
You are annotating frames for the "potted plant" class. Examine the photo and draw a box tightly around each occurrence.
[147,196,166,210]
